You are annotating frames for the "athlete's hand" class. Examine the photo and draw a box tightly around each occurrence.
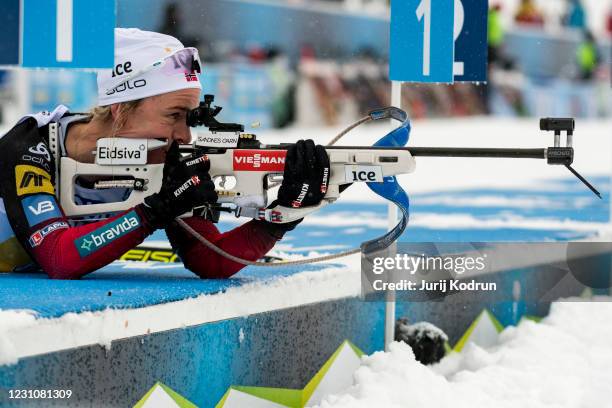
[277,139,330,208]
[257,140,330,239]
[140,142,217,229]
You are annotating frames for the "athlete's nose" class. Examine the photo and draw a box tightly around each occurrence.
[172,124,192,145]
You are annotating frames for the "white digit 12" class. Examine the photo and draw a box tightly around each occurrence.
[453,0,465,76]
[416,0,431,76]
[416,0,465,77]
[56,0,73,62]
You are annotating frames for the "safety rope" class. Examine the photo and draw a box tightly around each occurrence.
[176,217,361,266]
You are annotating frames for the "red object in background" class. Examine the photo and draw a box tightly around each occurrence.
[607,13,612,35]
[514,1,545,27]
[300,45,316,61]
[247,46,266,63]
[515,14,545,26]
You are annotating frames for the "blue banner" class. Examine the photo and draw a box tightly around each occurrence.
[22,0,115,68]
[390,0,455,83]
[454,0,489,82]
[0,0,20,66]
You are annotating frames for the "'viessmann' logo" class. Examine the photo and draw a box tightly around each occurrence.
[75,211,141,257]
[233,151,286,172]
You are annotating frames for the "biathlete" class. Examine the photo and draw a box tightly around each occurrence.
[0,28,329,279]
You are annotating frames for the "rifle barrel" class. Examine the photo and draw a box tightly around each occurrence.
[406,147,546,159]
[326,146,547,160]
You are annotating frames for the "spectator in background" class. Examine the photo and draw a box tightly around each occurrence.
[563,0,586,30]
[488,4,505,67]
[576,30,600,81]
[607,8,612,36]
[514,0,545,26]
[483,4,515,113]
[489,4,515,70]
[158,2,200,49]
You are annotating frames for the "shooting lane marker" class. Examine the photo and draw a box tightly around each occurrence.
[56,0,73,62]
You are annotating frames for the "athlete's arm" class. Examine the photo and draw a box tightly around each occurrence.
[0,121,216,279]
[166,139,330,279]
[0,118,155,279]
[23,209,154,280]
[165,218,283,279]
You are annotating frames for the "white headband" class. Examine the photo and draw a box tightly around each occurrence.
[97,28,202,106]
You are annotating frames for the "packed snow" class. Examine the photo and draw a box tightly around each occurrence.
[0,258,361,365]
[314,298,612,408]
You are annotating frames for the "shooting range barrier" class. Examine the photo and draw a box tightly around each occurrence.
[1,238,610,407]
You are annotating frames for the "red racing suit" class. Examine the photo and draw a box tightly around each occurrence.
[0,108,281,279]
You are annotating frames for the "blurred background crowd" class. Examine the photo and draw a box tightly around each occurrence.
[0,0,610,128]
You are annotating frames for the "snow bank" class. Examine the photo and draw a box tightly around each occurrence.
[0,258,360,365]
[0,310,38,365]
[315,298,612,408]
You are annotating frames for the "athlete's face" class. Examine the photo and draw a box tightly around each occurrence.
[115,88,200,163]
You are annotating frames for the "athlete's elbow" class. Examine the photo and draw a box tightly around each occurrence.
[42,263,88,280]
[182,254,243,279]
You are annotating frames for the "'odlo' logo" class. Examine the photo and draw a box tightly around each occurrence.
[106,79,147,95]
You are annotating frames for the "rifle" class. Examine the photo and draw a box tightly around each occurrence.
[58,94,600,224]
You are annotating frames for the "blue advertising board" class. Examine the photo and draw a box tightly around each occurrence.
[390,0,455,83]
[0,0,21,66]
[20,0,115,69]
[390,0,488,83]
[454,0,489,82]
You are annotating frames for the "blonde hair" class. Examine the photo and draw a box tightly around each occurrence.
[90,99,142,136]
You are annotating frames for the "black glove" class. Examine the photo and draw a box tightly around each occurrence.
[140,142,218,229]
[259,139,330,238]
[277,139,330,208]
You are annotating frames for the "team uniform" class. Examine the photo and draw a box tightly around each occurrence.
[0,107,280,278]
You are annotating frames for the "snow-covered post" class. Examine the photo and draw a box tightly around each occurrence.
[384,81,403,350]
[386,0,487,349]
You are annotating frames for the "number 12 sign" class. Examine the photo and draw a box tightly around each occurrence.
[390,0,488,83]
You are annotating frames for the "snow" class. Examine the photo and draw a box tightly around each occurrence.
[0,310,37,365]
[314,298,612,408]
[0,259,361,365]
